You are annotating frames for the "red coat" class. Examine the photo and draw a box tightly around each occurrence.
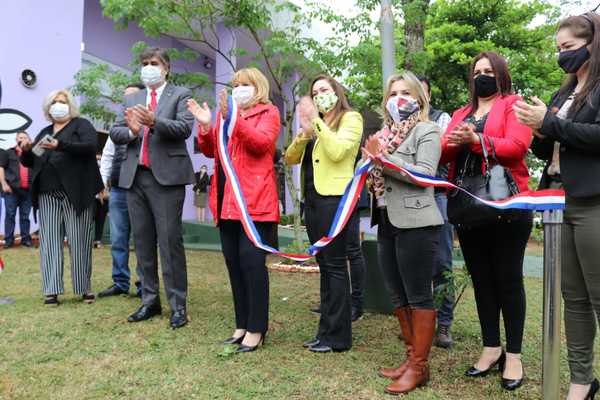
[197,103,281,224]
[440,94,532,192]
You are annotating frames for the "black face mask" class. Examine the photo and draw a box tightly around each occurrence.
[474,75,498,98]
[558,45,590,73]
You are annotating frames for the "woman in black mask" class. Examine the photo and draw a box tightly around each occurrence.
[440,51,533,391]
[515,13,600,400]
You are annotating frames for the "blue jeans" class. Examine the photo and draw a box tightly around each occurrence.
[4,188,32,245]
[433,193,455,327]
[109,187,141,292]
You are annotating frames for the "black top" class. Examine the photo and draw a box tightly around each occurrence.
[0,148,32,190]
[532,83,600,198]
[194,171,210,193]
[21,117,104,214]
[302,139,316,195]
[454,114,488,181]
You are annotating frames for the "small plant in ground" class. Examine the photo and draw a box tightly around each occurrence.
[280,240,315,266]
[434,266,472,312]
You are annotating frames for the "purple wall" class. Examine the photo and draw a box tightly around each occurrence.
[0,0,85,235]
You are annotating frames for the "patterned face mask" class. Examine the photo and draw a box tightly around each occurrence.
[313,92,338,114]
[386,95,420,124]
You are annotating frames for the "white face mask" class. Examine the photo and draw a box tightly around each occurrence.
[49,103,70,120]
[141,65,164,87]
[232,85,255,106]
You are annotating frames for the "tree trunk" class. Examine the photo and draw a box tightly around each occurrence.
[401,0,429,70]
[282,110,305,250]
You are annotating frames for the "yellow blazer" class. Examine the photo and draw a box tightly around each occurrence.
[285,111,363,197]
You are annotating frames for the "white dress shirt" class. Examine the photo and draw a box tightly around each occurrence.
[99,137,115,186]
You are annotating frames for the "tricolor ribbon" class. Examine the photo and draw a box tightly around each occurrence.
[217,96,564,262]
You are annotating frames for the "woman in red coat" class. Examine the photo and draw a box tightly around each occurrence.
[187,67,280,354]
[441,52,532,391]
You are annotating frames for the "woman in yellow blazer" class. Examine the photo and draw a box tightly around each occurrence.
[285,74,363,353]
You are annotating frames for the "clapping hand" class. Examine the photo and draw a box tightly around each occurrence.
[125,108,143,136]
[297,96,319,135]
[513,97,547,130]
[17,136,32,152]
[132,104,155,127]
[218,88,229,118]
[187,99,212,129]
[447,123,479,147]
[361,135,383,164]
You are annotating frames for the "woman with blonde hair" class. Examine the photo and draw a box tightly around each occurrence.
[363,70,442,395]
[285,74,363,353]
[18,89,103,306]
[188,68,280,354]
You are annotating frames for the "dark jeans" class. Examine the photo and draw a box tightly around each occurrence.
[347,209,366,311]
[219,219,272,334]
[377,210,440,310]
[561,195,600,384]
[457,214,532,354]
[3,188,32,245]
[305,189,352,350]
[94,198,109,242]
[432,193,454,327]
[109,187,141,293]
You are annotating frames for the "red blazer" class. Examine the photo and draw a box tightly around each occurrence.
[440,94,532,192]
[197,103,281,224]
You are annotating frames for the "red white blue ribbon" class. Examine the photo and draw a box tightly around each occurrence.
[217,96,564,262]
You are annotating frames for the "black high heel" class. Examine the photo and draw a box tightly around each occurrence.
[222,335,245,345]
[501,356,524,391]
[586,378,600,400]
[235,332,266,354]
[465,350,506,378]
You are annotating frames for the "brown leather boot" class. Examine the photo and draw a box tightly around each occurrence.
[378,307,413,380]
[385,308,436,395]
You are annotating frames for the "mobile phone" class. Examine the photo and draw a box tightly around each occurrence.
[32,134,53,156]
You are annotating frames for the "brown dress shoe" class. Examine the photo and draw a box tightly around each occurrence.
[385,308,436,395]
[378,306,413,380]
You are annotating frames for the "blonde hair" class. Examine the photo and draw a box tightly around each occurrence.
[232,68,271,108]
[382,70,430,127]
[42,89,80,122]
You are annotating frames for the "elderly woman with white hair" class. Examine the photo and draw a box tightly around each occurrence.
[19,89,103,306]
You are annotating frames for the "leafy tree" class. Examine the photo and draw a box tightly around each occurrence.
[75,0,346,250]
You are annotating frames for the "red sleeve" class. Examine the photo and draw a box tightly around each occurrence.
[197,122,216,158]
[234,105,280,156]
[469,96,532,164]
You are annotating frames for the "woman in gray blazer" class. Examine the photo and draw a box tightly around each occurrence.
[363,70,442,396]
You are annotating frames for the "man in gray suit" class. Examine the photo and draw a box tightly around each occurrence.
[110,47,195,329]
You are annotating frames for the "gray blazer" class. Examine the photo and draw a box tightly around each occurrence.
[374,121,443,229]
[110,82,195,188]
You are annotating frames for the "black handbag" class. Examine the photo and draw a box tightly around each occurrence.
[447,133,526,228]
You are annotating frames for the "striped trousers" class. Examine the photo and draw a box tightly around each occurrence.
[39,191,94,296]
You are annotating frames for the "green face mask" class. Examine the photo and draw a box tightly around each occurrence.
[313,92,338,114]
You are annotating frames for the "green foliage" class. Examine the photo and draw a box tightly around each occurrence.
[433,267,472,311]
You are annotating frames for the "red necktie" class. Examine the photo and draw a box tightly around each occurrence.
[141,90,157,167]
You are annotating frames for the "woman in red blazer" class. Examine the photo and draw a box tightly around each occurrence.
[440,52,532,391]
[188,67,280,354]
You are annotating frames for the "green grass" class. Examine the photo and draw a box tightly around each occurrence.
[0,246,593,399]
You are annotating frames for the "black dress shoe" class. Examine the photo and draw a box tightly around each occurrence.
[303,338,320,348]
[21,240,33,247]
[127,303,161,322]
[223,335,245,345]
[98,285,128,298]
[465,351,506,377]
[309,344,333,353]
[3,243,13,249]
[501,376,524,391]
[235,334,265,354]
[170,310,188,329]
[351,307,364,322]
[310,305,321,314]
[586,378,600,400]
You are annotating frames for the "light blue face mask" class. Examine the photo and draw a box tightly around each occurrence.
[141,65,163,87]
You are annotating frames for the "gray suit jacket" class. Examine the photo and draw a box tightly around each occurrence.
[374,121,444,229]
[110,82,195,188]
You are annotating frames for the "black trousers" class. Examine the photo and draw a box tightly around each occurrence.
[377,211,439,310]
[457,214,532,354]
[94,198,109,242]
[219,219,272,334]
[347,209,366,310]
[305,190,352,350]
